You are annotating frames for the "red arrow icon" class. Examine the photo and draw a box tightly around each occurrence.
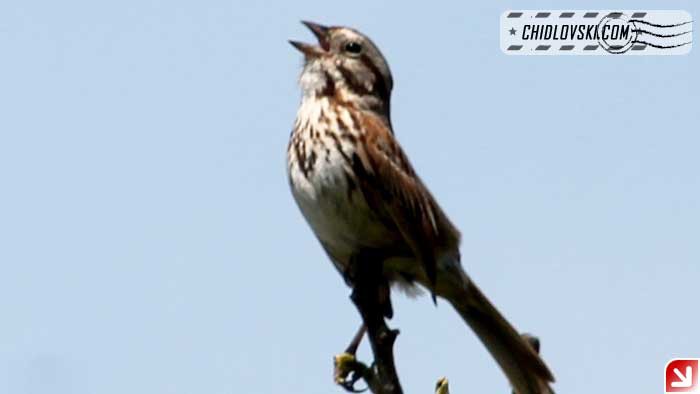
[666,359,699,393]
[673,366,694,388]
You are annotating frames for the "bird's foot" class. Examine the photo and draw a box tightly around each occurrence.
[334,352,371,393]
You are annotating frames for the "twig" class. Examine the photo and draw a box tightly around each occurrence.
[435,377,450,394]
[335,330,547,394]
[333,251,403,394]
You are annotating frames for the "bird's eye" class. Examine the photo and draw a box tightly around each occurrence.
[344,41,362,54]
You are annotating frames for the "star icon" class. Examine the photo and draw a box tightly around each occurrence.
[509,27,517,36]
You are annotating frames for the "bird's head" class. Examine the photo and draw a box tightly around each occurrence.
[290,21,393,115]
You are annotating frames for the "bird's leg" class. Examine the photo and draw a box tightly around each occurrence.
[349,250,403,394]
[334,324,370,392]
[334,258,374,392]
[346,324,367,355]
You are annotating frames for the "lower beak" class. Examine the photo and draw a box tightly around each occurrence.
[288,40,325,58]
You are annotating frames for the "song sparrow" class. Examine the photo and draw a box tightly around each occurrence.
[287,21,554,394]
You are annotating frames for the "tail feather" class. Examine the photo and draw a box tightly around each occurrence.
[440,269,554,394]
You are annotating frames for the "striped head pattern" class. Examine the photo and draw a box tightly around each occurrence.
[289,21,394,121]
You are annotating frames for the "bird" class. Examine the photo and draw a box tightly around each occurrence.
[287,21,555,394]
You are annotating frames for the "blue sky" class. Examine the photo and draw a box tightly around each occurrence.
[0,1,698,393]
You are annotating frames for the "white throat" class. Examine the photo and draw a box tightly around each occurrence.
[298,60,329,98]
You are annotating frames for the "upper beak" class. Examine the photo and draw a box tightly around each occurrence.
[289,20,330,57]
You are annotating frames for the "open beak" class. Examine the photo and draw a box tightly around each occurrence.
[289,20,330,58]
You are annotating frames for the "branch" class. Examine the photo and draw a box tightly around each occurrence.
[332,253,547,394]
[334,330,546,394]
[332,253,403,394]
[347,290,402,394]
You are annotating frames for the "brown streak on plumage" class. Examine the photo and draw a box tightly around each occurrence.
[336,116,350,137]
[325,126,354,169]
[337,65,371,97]
[337,118,357,143]
[321,71,336,97]
[293,138,309,179]
[307,148,317,173]
[342,133,356,143]
[346,108,361,131]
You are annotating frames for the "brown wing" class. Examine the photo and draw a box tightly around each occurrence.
[350,112,461,295]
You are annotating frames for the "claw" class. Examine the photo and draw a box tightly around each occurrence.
[334,353,356,383]
[334,352,369,393]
